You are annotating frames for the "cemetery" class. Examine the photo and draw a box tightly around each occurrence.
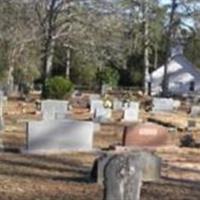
[1,1,200,200]
[0,89,200,200]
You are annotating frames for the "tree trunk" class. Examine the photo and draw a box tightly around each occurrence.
[46,39,55,78]
[154,44,158,70]
[143,0,150,95]
[65,47,71,78]
[162,0,177,97]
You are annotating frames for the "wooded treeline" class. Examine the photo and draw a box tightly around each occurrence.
[0,0,200,94]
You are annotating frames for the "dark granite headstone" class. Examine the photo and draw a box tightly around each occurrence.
[123,122,168,147]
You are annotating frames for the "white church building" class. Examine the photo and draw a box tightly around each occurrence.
[151,45,200,96]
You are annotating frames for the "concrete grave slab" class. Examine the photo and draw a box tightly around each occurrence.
[26,120,94,153]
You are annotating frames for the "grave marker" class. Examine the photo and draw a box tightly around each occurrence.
[103,153,143,200]
[41,100,69,120]
[122,103,139,122]
[92,151,161,186]
[90,99,104,115]
[94,107,112,122]
[26,120,94,153]
[190,105,200,118]
[0,91,4,130]
[152,98,173,112]
[123,123,168,147]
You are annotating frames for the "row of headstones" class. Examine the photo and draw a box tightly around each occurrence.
[26,96,178,154]
[90,99,140,122]
[91,97,182,123]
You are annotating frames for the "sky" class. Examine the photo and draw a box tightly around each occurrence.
[160,0,171,5]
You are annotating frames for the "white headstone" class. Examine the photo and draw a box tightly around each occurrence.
[94,107,112,122]
[0,91,4,130]
[123,107,139,122]
[190,105,200,118]
[152,98,173,112]
[41,100,69,120]
[90,99,104,114]
[26,120,94,153]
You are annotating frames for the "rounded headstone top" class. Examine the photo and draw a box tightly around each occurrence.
[123,122,168,147]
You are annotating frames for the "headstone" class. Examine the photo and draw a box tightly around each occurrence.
[92,151,161,186]
[94,107,112,122]
[103,153,143,200]
[122,107,139,122]
[113,99,123,111]
[41,100,69,120]
[152,98,173,112]
[190,106,200,118]
[0,91,4,130]
[123,122,168,147]
[90,99,104,115]
[26,120,94,153]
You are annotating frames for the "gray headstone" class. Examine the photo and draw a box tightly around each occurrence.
[26,120,94,153]
[94,151,161,186]
[41,100,69,120]
[152,98,173,112]
[190,106,200,118]
[104,153,143,200]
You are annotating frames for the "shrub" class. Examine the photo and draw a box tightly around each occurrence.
[97,68,119,87]
[44,76,73,99]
